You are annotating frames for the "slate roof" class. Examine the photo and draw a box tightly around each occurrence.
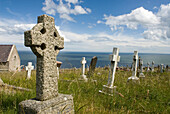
[0,45,13,62]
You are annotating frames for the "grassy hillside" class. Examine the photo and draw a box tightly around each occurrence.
[0,68,169,113]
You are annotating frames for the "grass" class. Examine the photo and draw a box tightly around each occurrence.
[0,68,170,113]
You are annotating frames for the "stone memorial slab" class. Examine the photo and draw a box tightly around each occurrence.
[138,56,141,70]
[157,65,160,72]
[160,64,164,73]
[80,57,88,81]
[87,56,97,77]
[166,65,169,72]
[19,14,74,114]
[151,61,155,72]
[139,59,145,78]
[99,48,120,96]
[127,51,139,81]
[147,62,150,72]
[25,62,34,79]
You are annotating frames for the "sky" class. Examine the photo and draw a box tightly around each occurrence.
[0,0,170,53]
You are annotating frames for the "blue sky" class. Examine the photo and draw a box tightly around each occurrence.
[0,0,170,53]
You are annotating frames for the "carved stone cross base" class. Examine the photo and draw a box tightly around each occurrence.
[127,76,139,83]
[79,74,88,82]
[19,94,74,114]
[99,85,117,96]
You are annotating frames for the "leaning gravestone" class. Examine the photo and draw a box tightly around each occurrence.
[25,62,34,79]
[127,51,139,81]
[19,14,74,114]
[99,47,120,96]
[87,56,98,77]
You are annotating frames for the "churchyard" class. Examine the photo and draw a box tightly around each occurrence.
[0,14,169,113]
[0,68,169,113]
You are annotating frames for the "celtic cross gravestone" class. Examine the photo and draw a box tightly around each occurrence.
[127,51,139,81]
[26,62,34,79]
[99,48,120,96]
[19,14,74,114]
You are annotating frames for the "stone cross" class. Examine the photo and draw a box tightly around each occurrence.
[151,61,155,72]
[147,62,150,72]
[139,59,145,78]
[160,64,164,73]
[25,62,34,79]
[81,57,88,81]
[99,48,120,95]
[127,51,139,81]
[24,14,64,101]
[87,56,98,77]
[19,15,74,113]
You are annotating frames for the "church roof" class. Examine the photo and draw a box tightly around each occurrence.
[0,45,13,62]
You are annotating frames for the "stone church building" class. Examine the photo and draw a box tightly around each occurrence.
[0,45,20,71]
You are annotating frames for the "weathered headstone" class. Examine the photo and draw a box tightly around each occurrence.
[138,56,141,70]
[151,61,155,72]
[99,48,120,96]
[139,59,145,78]
[166,65,169,71]
[19,14,74,114]
[126,64,130,71]
[157,65,160,72]
[25,62,34,79]
[147,62,150,72]
[80,57,88,81]
[160,64,164,73]
[87,56,98,77]
[86,65,89,71]
[127,51,139,81]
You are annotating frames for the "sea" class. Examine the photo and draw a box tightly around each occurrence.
[18,51,170,69]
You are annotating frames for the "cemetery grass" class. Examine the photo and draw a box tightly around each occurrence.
[0,69,169,113]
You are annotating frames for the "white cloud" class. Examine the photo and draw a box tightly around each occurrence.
[42,0,91,22]
[98,4,170,40]
[60,14,75,22]
[65,0,78,4]
[0,17,170,53]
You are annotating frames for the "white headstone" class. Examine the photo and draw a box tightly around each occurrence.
[127,51,139,81]
[147,62,150,72]
[160,64,164,73]
[80,57,88,81]
[139,59,145,78]
[25,62,34,79]
[99,47,120,95]
[151,61,155,72]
